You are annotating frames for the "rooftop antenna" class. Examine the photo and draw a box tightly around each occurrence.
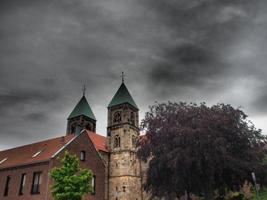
[82,84,86,96]
[121,71,126,83]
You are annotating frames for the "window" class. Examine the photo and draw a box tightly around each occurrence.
[32,150,43,158]
[132,135,136,147]
[0,157,8,164]
[130,112,135,125]
[113,111,122,123]
[114,135,120,148]
[91,175,96,195]
[75,125,82,135]
[31,172,42,194]
[107,131,111,137]
[80,151,86,161]
[4,176,10,196]
[85,123,92,131]
[71,125,76,134]
[19,174,26,195]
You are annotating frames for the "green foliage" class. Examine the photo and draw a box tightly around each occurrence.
[252,187,267,200]
[50,151,93,200]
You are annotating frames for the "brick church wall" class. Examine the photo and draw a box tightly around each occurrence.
[0,132,107,200]
[0,162,50,200]
[48,132,106,200]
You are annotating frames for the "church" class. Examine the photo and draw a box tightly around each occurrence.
[0,79,149,200]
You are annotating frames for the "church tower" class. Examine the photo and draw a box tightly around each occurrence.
[107,75,142,200]
[66,92,96,135]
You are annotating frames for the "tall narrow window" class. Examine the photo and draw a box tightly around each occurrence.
[19,173,26,195]
[80,151,86,161]
[4,176,10,196]
[130,112,135,125]
[85,123,92,131]
[114,135,120,148]
[31,172,42,194]
[71,124,76,134]
[132,135,136,148]
[91,175,96,195]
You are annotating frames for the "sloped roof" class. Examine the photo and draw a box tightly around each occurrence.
[86,130,108,152]
[108,83,138,109]
[0,131,108,170]
[68,96,96,120]
[0,134,75,169]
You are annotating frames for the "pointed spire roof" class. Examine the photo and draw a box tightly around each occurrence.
[108,82,138,109]
[68,96,96,120]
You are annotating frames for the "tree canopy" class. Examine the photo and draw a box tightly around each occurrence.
[50,151,93,200]
[137,102,267,200]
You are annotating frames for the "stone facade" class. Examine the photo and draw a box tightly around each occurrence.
[67,115,96,134]
[107,103,142,200]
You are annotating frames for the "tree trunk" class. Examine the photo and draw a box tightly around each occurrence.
[186,190,192,200]
[204,181,214,200]
[204,177,214,200]
[204,189,214,200]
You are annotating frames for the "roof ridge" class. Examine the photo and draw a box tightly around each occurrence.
[86,130,106,138]
[0,134,73,152]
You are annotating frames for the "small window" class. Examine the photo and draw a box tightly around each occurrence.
[4,176,11,196]
[0,157,8,164]
[80,151,86,161]
[91,175,96,195]
[71,125,76,134]
[75,125,82,135]
[32,150,43,158]
[132,135,136,147]
[114,135,120,148]
[19,173,26,195]
[113,111,122,123]
[130,112,135,125]
[85,123,92,131]
[31,172,42,194]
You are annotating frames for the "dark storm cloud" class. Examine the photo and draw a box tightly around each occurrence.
[0,89,59,109]
[149,43,220,87]
[24,113,48,122]
[143,0,267,100]
[1,0,267,149]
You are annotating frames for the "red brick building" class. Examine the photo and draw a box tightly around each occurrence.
[0,130,108,200]
[0,80,148,200]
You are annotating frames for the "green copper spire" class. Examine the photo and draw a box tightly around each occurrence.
[108,82,138,109]
[68,95,96,120]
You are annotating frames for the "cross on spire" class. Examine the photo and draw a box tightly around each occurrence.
[121,71,126,83]
[82,84,86,96]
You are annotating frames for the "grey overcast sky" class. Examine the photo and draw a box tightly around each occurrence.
[1,0,267,150]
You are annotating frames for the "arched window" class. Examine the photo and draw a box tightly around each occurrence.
[113,111,122,123]
[91,175,96,195]
[132,135,136,147]
[71,124,76,134]
[80,151,86,161]
[130,112,135,125]
[114,135,120,148]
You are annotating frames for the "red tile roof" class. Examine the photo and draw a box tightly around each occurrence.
[0,134,75,169]
[86,130,108,152]
[0,131,108,170]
